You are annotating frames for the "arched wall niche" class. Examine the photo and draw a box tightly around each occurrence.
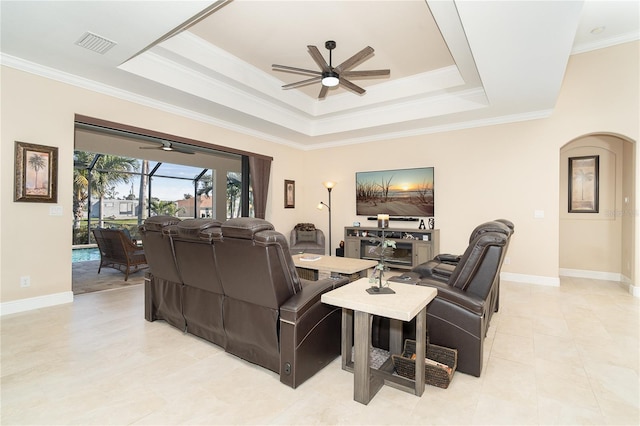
[559,132,636,292]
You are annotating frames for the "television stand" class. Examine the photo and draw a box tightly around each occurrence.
[366,217,419,222]
[343,226,440,270]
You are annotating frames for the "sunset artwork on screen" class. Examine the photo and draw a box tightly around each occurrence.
[355,167,434,217]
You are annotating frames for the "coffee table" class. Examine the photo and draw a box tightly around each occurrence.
[292,254,377,282]
[321,278,437,405]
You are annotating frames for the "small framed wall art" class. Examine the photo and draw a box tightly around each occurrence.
[14,141,58,203]
[568,155,599,213]
[284,179,295,208]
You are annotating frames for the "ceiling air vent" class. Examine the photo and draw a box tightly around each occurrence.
[75,31,117,54]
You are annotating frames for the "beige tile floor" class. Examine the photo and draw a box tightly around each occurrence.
[1,276,638,425]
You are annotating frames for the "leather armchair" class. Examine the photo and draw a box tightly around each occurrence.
[289,225,326,255]
[214,218,348,388]
[416,219,514,314]
[170,218,225,347]
[418,219,514,278]
[372,228,509,377]
[416,230,508,377]
[139,215,183,330]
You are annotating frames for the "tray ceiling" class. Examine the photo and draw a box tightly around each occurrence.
[1,0,638,149]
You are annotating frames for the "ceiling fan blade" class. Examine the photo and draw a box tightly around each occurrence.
[272,64,322,76]
[341,69,390,78]
[282,76,322,89]
[307,45,330,72]
[318,85,329,99]
[339,78,366,95]
[334,46,374,73]
[139,146,160,149]
[173,148,195,155]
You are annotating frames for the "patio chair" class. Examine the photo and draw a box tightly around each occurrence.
[92,228,148,281]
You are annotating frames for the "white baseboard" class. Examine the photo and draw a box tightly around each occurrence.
[0,291,74,316]
[559,268,623,281]
[622,274,640,297]
[559,268,639,297]
[500,272,560,287]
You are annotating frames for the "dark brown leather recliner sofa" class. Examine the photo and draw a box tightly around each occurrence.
[372,220,513,377]
[140,216,348,388]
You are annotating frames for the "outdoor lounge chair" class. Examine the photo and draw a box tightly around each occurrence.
[92,228,148,281]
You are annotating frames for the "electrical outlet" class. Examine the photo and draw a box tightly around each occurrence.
[20,276,30,287]
[504,257,511,265]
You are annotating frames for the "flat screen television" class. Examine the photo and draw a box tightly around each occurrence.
[356,167,434,217]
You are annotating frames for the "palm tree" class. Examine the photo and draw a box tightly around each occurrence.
[227,173,241,218]
[137,160,148,226]
[72,151,95,231]
[28,153,46,189]
[91,155,139,228]
[573,169,594,200]
[196,173,215,217]
[196,173,214,197]
[197,172,244,218]
[150,198,184,216]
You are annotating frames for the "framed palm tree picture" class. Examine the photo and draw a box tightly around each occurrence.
[14,141,58,203]
[568,155,599,213]
[284,179,295,208]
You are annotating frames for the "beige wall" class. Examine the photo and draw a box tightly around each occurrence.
[1,41,638,310]
[307,42,638,287]
[0,66,306,306]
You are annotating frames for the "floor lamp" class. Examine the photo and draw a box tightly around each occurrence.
[317,181,335,256]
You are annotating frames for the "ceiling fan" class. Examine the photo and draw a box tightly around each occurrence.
[272,40,390,99]
[139,141,195,154]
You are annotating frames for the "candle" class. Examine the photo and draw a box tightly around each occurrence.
[377,214,389,228]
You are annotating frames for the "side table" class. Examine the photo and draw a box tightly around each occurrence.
[321,278,437,405]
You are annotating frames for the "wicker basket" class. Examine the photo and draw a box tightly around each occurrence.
[392,339,457,389]
[296,267,318,281]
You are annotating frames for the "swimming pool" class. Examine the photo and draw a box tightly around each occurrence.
[72,247,101,263]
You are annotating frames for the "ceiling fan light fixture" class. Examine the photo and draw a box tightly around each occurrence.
[322,71,339,87]
[273,41,388,98]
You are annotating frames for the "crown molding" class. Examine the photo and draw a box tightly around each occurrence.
[571,31,640,55]
[0,53,302,148]
[1,52,554,151]
[300,108,554,150]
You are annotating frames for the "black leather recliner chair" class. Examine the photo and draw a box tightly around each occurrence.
[414,219,514,317]
[170,218,226,347]
[421,219,514,276]
[139,215,184,330]
[213,218,348,388]
[372,223,511,377]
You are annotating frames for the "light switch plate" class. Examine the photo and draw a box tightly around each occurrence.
[49,205,63,216]
[534,210,544,219]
